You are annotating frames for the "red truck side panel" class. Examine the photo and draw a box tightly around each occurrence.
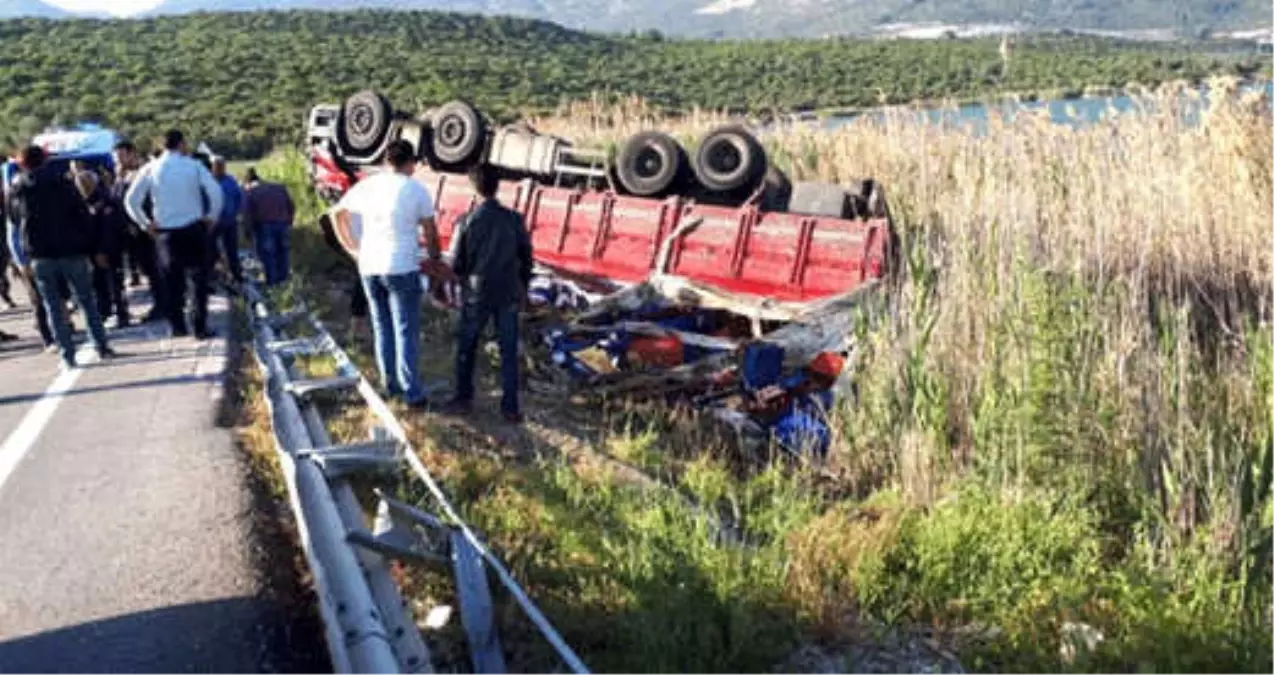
[327,160,890,303]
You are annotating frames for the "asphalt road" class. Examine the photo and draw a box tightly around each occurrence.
[0,286,327,673]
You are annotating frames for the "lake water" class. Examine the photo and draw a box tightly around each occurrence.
[802,81,1274,133]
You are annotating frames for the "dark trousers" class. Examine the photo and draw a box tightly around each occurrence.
[155,222,210,335]
[15,264,54,345]
[92,252,129,324]
[454,299,521,416]
[254,222,291,286]
[126,230,166,317]
[0,261,15,308]
[209,223,242,283]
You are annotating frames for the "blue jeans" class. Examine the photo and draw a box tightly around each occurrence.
[454,299,521,416]
[361,272,424,404]
[32,257,109,365]
[254,222,290,286]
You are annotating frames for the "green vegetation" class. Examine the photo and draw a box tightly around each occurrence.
[0,10,1268,157]
[243,83,1273,673]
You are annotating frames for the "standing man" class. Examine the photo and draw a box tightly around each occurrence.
[113,141,165,322]
[331,140,440,409]
[243,167,296,287]
[125,129,223,339]
[8,145,115,369]
[210,158,244,285]
[442,164,532,424]
[4,172,55,348]
[71,160,129,328]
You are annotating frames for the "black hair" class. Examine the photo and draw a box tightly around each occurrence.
[468,162,498,198]
[245,168,259,183]
[385,140,416,169]
[163,129,184,150]
[19,145,46,169]
[113,140,136,153]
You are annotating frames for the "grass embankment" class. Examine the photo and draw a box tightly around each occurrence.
[247,78,1272,673]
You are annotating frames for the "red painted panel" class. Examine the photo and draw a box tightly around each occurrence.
[317,159,894,303]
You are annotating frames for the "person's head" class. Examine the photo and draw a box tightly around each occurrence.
[18,145,46,171]
[244,167,259,184]
[163,129,186,153]
[69,160,87,174]
[468,162,499,199]
[385,140,417,175]
[113,140,138,172]
[211,157,227,178]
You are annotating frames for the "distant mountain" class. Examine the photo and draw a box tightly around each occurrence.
[0,0,70,19]
[17,0,1274,38]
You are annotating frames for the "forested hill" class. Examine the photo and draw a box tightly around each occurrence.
[0,10,1266,157]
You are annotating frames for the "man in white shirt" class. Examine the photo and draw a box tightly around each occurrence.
[332,140,440,408]
[125,129,223,339]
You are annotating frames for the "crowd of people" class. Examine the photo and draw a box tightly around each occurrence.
[0,128,295,368]
[4,129,533,424]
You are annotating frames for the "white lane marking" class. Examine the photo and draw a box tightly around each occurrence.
[0,293,228,493]
[0,363,84,495]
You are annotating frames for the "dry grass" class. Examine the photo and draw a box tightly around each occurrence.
[248,78,1273,673]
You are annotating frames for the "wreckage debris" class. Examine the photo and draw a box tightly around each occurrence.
[532,276,870,459]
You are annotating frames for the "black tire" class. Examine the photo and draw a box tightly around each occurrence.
[692,125,767,195]
[430,100,487,168]
[615,131,688,197]
[338,90,393,158]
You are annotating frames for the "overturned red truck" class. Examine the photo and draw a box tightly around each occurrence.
[307,90,896,456]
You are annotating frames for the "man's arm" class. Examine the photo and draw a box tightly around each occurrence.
[449,215,469,278]
[515,212,533,292]
[420,215,441,261]
[198,164,224,223]
[416,185,441,260]
[283,187,296,225]
[124,169,154,232]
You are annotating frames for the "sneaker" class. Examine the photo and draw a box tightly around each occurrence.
[171,326,190,338]
[503,411,525,425]
[43,343,58,354]
[59,359,78,373]
[0,331,18,343]
[406,397,432,411]
[96,346,118,360]
[194,328,217,341]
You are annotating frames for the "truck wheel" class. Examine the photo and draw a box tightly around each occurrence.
[339,90,393,157]
[615,131,688,197]
[431,100,487,168]
[692,125,767,195]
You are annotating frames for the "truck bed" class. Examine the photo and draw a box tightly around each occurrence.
[318,150,892,304]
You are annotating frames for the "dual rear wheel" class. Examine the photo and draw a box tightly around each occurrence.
[613,125,769,201]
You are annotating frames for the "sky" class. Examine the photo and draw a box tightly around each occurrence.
[44,0,165,16]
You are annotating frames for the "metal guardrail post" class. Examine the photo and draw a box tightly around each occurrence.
[246,285,404,674]
[300,313,592,675]
[242,261,588,675]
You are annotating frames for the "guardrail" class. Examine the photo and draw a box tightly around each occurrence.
[242,269,588,674]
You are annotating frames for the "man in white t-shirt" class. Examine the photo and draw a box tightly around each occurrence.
[332,140,441,408]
